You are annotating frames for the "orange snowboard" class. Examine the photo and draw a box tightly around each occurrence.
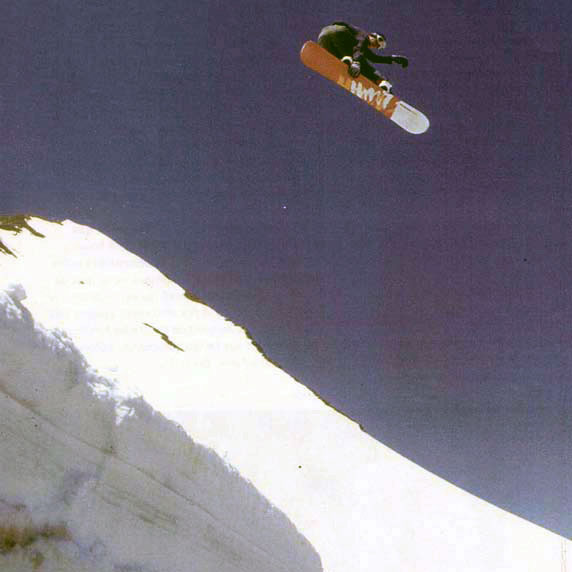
[300,41,429,134]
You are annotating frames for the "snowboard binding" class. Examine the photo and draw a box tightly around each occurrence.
[378,79,393,94]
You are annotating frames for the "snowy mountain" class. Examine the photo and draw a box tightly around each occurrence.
[0,217,320,571]
[0,215,570,572]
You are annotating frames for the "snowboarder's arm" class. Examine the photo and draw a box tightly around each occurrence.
[364,49,409,67]
[363,50,394,64]
[390,55,409,68]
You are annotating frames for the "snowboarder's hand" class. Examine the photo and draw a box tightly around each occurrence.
[341,56,361,77]
[392,55,409,68]
[348,60,361,77]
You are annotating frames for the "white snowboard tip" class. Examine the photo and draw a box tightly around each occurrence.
[392,101,430,134]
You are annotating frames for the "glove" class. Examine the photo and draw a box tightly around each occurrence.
[348,60,361,77]
[391,55,409,68]
[342,56,361,77]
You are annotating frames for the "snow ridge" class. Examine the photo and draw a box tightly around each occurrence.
[0,285,322,572]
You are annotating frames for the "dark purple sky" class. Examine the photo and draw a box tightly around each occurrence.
[3,0,571,537]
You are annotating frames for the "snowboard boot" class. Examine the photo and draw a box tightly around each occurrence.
[378,79,393,94]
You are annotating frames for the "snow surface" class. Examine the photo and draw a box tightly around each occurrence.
[0,222,321,571]
[0,216,570,572]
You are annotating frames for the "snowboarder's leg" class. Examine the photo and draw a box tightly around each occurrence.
[360,61,393,93]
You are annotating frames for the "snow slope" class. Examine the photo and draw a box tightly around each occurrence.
[0,216,570,572]
[0,219,321,571]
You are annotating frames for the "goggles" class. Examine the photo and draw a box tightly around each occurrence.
[371,33,386,48]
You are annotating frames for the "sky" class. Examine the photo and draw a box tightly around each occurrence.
[2,0,571,538]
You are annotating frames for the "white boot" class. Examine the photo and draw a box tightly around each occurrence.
[378,79,393,93]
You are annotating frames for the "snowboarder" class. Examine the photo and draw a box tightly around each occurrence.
[317,22,409,93]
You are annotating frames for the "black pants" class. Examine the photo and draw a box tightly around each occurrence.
[317,25,384,84]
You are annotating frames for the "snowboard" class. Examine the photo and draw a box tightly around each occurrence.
[300,41,429,135]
